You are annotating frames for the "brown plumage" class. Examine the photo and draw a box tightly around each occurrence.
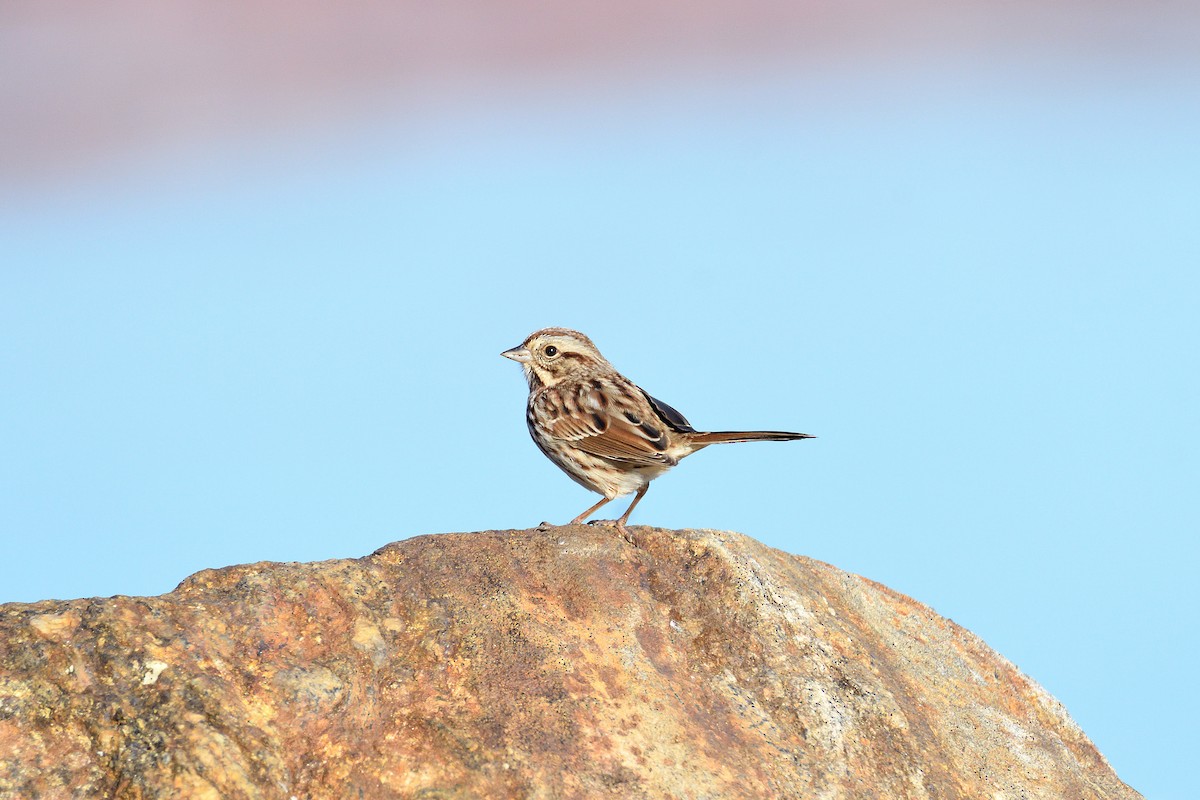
[502,328,813,543]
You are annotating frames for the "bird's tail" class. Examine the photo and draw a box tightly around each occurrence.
[688,430,815,445]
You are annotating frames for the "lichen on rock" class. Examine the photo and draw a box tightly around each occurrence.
[0,527,1141,799]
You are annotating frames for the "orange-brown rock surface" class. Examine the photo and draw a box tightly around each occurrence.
[0,528,1140,799]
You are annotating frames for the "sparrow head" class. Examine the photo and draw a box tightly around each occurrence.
[502,328,610,388]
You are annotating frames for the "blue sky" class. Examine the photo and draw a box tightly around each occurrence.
[3,57,1197,797]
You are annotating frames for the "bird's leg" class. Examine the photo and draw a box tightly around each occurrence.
[614,484,650,545]
[570,495,614,526]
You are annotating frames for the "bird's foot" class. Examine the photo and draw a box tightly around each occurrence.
[586,519,638,546]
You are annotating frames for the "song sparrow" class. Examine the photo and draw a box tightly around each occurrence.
[502,327,813,543]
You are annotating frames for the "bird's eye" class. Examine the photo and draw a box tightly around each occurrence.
[544,345,558,357]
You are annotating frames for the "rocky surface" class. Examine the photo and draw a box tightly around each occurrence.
[0,527,1139,799]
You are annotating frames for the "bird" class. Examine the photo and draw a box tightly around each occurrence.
[501,327,813,543]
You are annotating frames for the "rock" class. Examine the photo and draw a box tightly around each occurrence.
[0,527,1140,799]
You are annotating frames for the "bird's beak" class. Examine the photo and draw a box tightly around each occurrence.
[501,345,531,363]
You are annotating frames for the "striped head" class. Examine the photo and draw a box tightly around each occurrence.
[501,328,613,390]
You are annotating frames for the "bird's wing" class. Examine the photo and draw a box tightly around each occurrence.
[640,389,697,433]
[533,378,678,466]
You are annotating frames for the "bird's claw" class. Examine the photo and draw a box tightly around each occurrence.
[586,519,639,547]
